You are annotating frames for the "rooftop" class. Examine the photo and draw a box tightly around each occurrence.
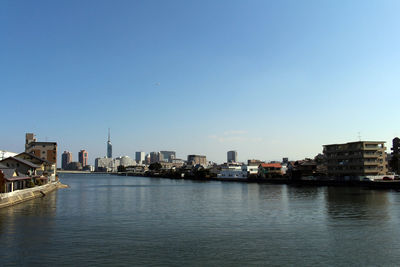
[260,163,282,168]
[0,157,40,168]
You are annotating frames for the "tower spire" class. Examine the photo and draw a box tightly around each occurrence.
[107,128,112,158]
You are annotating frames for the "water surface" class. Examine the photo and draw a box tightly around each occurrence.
[1,174,400,266]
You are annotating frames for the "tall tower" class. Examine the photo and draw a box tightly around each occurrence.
[227,150,237,163]
[107,128,112,158]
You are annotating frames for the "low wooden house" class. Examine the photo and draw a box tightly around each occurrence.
[0,163,34,193]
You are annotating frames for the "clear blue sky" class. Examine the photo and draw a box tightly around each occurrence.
[1,0,400,165]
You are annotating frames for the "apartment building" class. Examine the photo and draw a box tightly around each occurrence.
[323,141,387,177]
[25,133,57,166]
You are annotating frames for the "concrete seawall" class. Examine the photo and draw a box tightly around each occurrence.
[0,181,66,209]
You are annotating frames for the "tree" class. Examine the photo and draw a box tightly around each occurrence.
[149,162,162,171]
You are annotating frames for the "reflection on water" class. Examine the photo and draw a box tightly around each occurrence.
[1,174,400,266]
[0,191,57,265]
[326,187,389,221]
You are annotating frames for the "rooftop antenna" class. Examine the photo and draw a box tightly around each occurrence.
[108,128,111,142]
[358,132,361,141]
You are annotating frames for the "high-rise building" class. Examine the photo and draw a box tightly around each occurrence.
[227,150,237,163]
[25,133,57,166]
[150,152,161,164]
[324,141,387,177]
[62,151,73,170]
[160,151,176,163]
[136,151,145,164]
[390,137,400,174]
[78,150,88,167]
[145,154,151,165]
[107,128,112,158]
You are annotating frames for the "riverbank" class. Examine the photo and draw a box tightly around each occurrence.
[0,181,68,209]
[116,172,400,189]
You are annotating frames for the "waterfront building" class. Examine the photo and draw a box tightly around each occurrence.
[187,155,207,166]
[227,150,237,163]
[258,163,283,178]
[0,150,17,161]
[323,141,387,178]
[25,133,57,166]
[62,151,72,170]
[15,152,56,181]
[0,157,41,177]
[107,128,112,158]
[83,165,95,172]
[390,137,400,174]
[66,162,83,171]
[160,151,176,163]
[95,157,115,172]
[159,161,184,170]
[246,165,259,176]
[125,165,147,174]
[78,150,88,167]
[135,151,145,164]
[287,160,319,179]
[217,163,248,179]
[0,163,34,193]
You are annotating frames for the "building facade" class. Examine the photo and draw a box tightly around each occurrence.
[187,155,207,166]
[62,151,72,170]
[115,156,136,167]
[324,141,387,177]
[217,163,248,179]
[258,163,283,178]
[25,133,57,166]
[150,152,161,164]
[160,151,176,163]
[95,157,115,172]
[227,150,237,163]
[78,150,88,167]
[135,151,145,164]
[390,137,400,174]
[107,129,112,158]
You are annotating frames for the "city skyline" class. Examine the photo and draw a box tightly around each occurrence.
[1,0,400,165]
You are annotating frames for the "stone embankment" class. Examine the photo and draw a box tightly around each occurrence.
[0,181,68,209]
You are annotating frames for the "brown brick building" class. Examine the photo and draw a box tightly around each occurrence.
[25,133,57,166]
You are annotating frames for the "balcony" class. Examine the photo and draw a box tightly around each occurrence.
[363,153,382,158]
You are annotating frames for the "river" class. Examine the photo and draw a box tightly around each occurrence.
[1,173,400,266]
